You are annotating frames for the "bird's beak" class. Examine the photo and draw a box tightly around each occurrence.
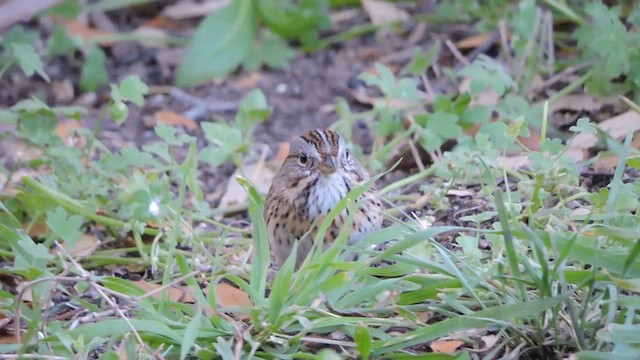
[317,156,337,175]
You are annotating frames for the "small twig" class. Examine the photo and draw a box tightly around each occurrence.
[320,293,366,317]
[169,88,238,119]
[527,60,596,94]
[54,242,163,360]
[69,309,116,330]
[444,39,470,67]
[16,275,89,344]
[498,20,513,66]
[420,73,435,100]
[407,139,425,172]
[544,11,555,76]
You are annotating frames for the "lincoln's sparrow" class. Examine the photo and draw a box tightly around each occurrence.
[264,129,383,268]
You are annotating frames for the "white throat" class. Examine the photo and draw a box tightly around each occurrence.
[308,172,348,218]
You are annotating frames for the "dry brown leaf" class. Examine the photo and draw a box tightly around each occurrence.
[61,234,100,257]
[273,142,290,166]
[519,128,541,152]
[216,282,253,308]
[497,155,530,170]
[430,339,464,354]
[234,72,261,89]
[218,162,274,210]
[458,77,500,107]
[548,94,606,113]
[154,110,198,130]
[162,0,231,19]
[132,281,196,303]
[52,79,74,103]
[455,33,493,49]
[23,219,49,238]
[142,16,184,30]
[61,19,114,44]
[56,120,81,143]
[568,111,640,152]
[0,333,17,345]
[361,0,409,25]
[592,155,619,172]
[480,335,499,350]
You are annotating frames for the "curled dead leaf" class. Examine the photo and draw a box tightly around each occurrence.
[430,339,464,354]
[132,280,196,303]
[154,110,198,130]
[216,282,253,308]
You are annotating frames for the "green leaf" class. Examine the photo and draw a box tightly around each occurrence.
[244,30,295,71]
[406,42,440,76]
[256,0,330,39]
[117,75,149,106]
[569,117,598,134]
[80,45,109,91]
[459,54,514,96]
[200,123,243,167]
[175,0,256,87]
[11,43,50,82]
[354,325,372,359]
[180,306,203,360]
[46,207,83,246]
[237,89,271,131]
[47,26,80,56]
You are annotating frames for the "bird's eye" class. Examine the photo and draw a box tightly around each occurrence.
[299,152,308,164]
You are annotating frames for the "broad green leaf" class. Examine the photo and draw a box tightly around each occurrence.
[11,43,50,82]
[46,207,83,246]
[176,0,256,86]
[80,45,108,91]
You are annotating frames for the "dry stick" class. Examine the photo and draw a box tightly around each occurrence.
[527,60,596,94]
[498,20,513,65]
[544,11,555,77]
[16,275,87,345]
[0,0,64,31]
[444,39,471,66]
[407,139,425,172]
[514,8,543,85]
[53,242,163,360]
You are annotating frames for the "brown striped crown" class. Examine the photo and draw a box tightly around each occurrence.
[299,128,342,158]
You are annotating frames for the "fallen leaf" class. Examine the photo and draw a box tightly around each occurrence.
[132,281,196,303]
[497,155,530,170]
[154,110,198,130]
[55,120,81,144]
[361,0,409,25]
[61,234,100,257]
[480,335,498,350]
[273,142,290,166]
[446,189,474,197]
[455,33,494,49]
[218,161,274,210]
[0,334,17,345]
[52,79,75,103]
[216,282,252,308]
[459,77,500,107]
[23,219,49,238]
[162,0,231,19]
[548,94,606,113]
[142,16,185,30]
[234,72,260,89]
[60,19,114,45]
[567,111,640,152]
[592,155,619,172]
[518,127,541,152]
[430,339,464,354]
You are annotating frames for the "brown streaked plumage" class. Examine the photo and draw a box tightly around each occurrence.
[264,129,383,269]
